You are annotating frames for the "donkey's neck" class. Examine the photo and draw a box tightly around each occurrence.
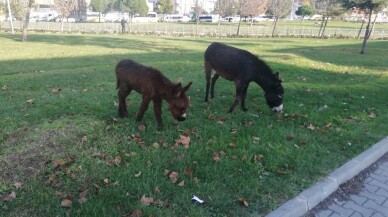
[253,69,276,93]
[157,78,177,101]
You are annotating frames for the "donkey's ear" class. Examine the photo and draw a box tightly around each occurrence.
[174,83,183,97]
[182,82,192,93]
[275,72,282,83]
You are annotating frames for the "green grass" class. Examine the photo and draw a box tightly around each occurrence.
[0,32,387,217]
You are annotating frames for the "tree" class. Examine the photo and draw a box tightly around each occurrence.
[90,0,110,22]
[157,0,173,15]
[295,4,314,21]
[3,0,35,41]
[54,0,77,32]
[315,0,344,38]
[237,0,271,32]
[193,0,205,35]
[341,0,388,54]
[21,0,34,41]
[214,0,237,25]
[268,0,292,36]
[117,0,148,21]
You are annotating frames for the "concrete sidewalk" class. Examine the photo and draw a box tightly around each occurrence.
[265,137,388,217]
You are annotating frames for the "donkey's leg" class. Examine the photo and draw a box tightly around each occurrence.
[118,85,131,118]
[204,61,212,102]
[136,96,151,121]
[152,97,163,129]
[210,74,219,99]
[240,83,250,112]
[228,81,245,113]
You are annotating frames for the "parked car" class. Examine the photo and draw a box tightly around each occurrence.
[163,14,191,22]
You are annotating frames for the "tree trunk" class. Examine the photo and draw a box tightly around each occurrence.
[237,17,242,36]
[367,14,378,39]
[21,0,33,41]
[271,18,279,37]
[61,18,64,32]
[360,10,373,54]
[357,19,365,39]
[318,15,325,37]
[320,17,329,38]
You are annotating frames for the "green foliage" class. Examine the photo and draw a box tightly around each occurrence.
[0,33,387,216]
[90,0,111,13]
[157,0,173,14]
[341,0,388,11]
[117,0,148,16]
[296,4,314,17]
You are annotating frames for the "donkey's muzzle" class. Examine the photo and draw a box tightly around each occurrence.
[176,113,187,122]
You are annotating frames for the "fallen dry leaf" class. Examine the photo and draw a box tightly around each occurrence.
[14,182,22,189]
[169,171,179,184]
[138,124,147,131]
[276,169,288,174]
[368,112,376,118]
[175,135,191,149]
[26,99,34,104]
[0,192,16,202]
[153,187,160,194]
[114,156,121,166]
[2,85,8,91]
[61,199,72,207]
[163,169,170,176]
[184,169,193,176]
[124,209,143,217]
[81,136,88,142]
[52,88,61,93]
[178,180,185,187]
[134,171,142,178]
[239,198,249,207]
[306,123,316,130]
[52,159,66,168]
[140,195,154,206]
[79,189,88,199]
[213,152,220,162]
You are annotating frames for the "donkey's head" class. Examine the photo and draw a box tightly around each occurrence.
[264,72,284,113]
[168,82,193,121]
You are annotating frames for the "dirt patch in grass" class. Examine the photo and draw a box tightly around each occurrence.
[0,126,80,184]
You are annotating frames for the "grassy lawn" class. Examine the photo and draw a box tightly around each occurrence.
[0,33,387,216]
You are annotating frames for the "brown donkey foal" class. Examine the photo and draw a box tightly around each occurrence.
[115,59,192,129]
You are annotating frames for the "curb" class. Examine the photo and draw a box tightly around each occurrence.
[264,136,388,217]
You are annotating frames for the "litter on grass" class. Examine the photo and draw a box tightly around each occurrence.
[192,195,204,204]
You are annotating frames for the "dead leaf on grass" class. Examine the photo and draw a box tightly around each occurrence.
[124,209,143,217]
[52,88,61,93]
[213,152,220,162]
[178,180,185,187]
[169,171,179,183]
[238,198,249,207]
[138,124,147,131]
[14,182,22,189]
[153,187,160,194]
[0,192,16,202]
[306,123,316,130]
[140,195,154,206]
[61,199,72,207]
[175,135,190,149]
[2,85,8,91]
[81,136,88,142]
[26,99,34,104]
[368,112,376,118]
[134,171,142,178]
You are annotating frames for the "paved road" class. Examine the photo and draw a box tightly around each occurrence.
[265,137,388,217]
[305,153,388,217]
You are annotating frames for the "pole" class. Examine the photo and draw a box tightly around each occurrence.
[6,0,14,34]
